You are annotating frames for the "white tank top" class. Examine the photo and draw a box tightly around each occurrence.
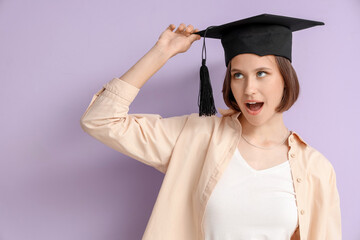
[203,148,299,240]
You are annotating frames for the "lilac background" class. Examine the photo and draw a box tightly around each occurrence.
[0,0,359,239]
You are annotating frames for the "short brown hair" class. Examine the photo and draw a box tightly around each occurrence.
[222,55,300,113]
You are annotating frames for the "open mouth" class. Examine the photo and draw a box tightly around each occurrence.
[246,102,264,111]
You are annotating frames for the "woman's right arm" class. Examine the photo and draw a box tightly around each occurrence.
[80,23,201,174]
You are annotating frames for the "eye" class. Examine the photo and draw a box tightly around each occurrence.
[233,72,243,79]
[233,71,267,79]
[257,71,267,77]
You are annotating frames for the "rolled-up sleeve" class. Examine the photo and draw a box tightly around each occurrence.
[80,78,189,174]
[326,164,342,239]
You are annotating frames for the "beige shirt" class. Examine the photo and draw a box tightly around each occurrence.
[80,77,342,240]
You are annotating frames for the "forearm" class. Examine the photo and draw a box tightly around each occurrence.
[119,43,173,89]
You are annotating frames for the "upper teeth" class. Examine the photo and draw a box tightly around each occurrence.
[248,102,257,104]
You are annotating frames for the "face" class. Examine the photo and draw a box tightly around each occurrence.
[230,53,285,126]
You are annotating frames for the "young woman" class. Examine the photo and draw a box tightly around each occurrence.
[80,14,341,240]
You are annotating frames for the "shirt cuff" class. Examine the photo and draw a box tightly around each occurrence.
[103,77,141,103]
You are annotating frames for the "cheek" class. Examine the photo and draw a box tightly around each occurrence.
[230,81,242,93]
[230,84,246,109]
[230,83,243,100]
[268,81,284,103]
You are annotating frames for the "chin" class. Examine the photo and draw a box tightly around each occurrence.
[248,118,267,127]
[240,110,270,126]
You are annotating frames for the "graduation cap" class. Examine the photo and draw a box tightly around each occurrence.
[192,13,324,117]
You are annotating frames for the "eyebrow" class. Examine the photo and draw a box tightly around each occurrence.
[230,67,272,73]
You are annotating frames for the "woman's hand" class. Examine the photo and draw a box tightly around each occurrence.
[155,23,201,58]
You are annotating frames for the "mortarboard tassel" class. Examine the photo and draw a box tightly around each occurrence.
[198,26,217,117]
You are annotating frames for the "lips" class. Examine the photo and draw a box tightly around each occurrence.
[244,101,264,115]
[245,102,264,109]
[244,99,263,103]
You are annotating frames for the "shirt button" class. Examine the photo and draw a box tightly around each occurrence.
[300,209,305,215]
[290,153,296,158]
[297,178,302,183]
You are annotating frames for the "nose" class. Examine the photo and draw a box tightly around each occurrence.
[244,77,258,96]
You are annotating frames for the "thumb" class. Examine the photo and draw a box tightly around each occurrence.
[189,29,201,43]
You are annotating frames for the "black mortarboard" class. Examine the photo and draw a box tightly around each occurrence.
[192,13,324,117]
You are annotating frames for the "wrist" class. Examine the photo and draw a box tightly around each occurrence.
[152,42,175,59]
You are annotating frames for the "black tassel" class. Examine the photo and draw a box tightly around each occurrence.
[198,26,217,117]
[198,59,217,117]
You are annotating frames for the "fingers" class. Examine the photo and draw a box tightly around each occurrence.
[174,23,195,34]
[167,24,175,31]
[184,24,194,35]
[175,23,186,33]
[168,23,201,42]
[174,23,200,36]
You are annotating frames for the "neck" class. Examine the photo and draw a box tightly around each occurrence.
[238,112,290,146]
